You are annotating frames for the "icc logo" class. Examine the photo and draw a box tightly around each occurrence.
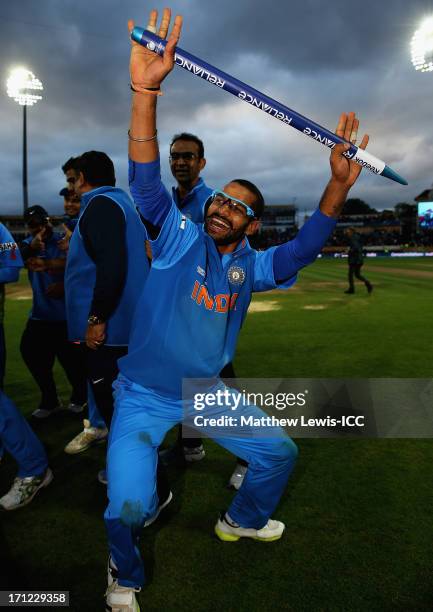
[228,266,245,285]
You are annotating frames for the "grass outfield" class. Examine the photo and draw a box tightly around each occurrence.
[1,258,433,611]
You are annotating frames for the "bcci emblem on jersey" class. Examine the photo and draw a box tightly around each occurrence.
[228,266,246,285]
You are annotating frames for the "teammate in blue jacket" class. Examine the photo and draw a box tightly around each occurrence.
[104,10,370,611]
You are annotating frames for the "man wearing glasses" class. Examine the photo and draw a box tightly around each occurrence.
[159,133,212,464]
[164,134,245,478]
[169,133,212,223]
[104,10,370,609]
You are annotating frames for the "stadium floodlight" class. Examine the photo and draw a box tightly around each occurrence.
[7,67,43,105]
[411,17,433,72]
[6,67,44,214]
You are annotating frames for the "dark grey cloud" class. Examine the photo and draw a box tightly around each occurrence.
[1,0,432,216]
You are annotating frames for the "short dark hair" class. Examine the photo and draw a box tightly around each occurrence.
[74,151,116,187]
[231,179,265,219]
[62,157,78,174]
[170,133,204,159]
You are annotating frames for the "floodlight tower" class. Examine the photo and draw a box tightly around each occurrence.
[6,68,43,214]
[411,17,433,72]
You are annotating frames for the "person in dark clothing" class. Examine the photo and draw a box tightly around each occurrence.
[19,206,88,418]
[344,227,373,294]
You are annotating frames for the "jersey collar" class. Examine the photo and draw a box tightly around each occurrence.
[172,178,208,207]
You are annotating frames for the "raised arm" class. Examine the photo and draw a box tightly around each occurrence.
[273,112,369,282]
[128,9,183,227]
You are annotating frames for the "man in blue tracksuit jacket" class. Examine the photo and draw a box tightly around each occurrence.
[169,132,213,223]
[64,151,170,497]
[104,11,371,611]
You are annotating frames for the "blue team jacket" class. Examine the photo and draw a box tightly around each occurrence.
[65,186,149,345]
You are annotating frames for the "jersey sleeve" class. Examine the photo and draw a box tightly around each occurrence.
[252,246,297,293]
[150,202,199,269]
[0,224,23,268]
[129,157,172,228]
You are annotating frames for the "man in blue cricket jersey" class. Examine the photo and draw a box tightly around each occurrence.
[20,206,87,418]
[0,223,23,477]
[104,10,370,610]
[164,133,247,485]
[0,222,23,388]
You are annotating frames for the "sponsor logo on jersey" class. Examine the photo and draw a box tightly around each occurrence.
[228,266,246,286]
[0,241,18,255]
[191,280,238,313]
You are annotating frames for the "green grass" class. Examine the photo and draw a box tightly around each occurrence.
[2,259,433,611]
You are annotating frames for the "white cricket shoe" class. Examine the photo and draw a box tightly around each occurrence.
[227,463,248,490]
[214,513,285,542]
[64,419,108,454]
[106,557,140,612]
[0,468,53,511]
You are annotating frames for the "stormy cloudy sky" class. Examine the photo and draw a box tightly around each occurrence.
[1,0,432,217]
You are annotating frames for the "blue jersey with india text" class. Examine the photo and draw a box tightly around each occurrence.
[0,223,23,324]
[0,224,22,269]
[118,203,295,398]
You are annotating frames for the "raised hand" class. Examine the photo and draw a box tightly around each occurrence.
[30,228,47,253]
[330,112,369,188]
[57,225,72,251]
[129,8,183,91]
